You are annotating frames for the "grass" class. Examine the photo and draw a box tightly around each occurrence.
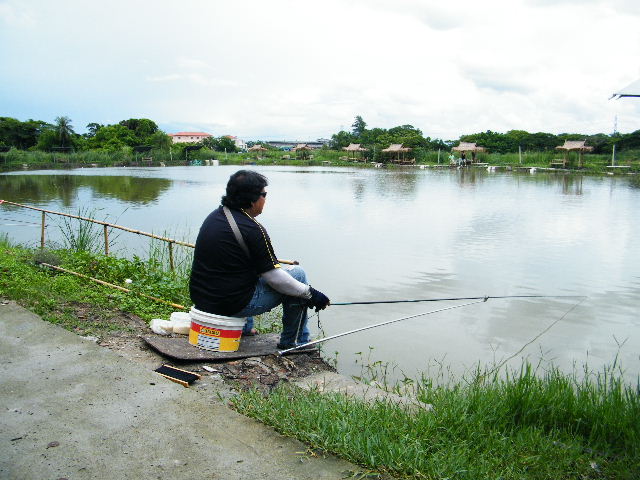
[146,231,194,278]
[0,238,278,335]
[0,240,182,334]
[232,361,640,479]
[56,206,113,253]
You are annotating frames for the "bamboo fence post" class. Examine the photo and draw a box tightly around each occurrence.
[40,212,46,249]
[168,242,174,271]
[104,225,109,256]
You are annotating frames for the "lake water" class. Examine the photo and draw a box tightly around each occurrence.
[2,165,639,382]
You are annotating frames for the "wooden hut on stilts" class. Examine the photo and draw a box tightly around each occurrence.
[342,143,369,162]
[554,140,593,168]
[452,142,486,165]
[382,144,414,165]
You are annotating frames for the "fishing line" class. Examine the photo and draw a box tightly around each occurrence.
[331,294,585,306]
[480,295,588,379]
[294,302,306,345]
[278,298,487,355]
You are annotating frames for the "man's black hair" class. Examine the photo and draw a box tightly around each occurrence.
[221,170,268,209]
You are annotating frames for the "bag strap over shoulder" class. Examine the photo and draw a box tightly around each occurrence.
[223,206,251,258]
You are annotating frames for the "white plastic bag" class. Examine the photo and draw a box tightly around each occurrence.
[170,311,191,335]
[150,319,172,335]
[169,312,190,323]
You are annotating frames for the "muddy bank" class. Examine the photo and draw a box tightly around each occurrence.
[65,301,335,393]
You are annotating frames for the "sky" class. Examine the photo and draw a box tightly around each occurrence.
[1,0,639,141]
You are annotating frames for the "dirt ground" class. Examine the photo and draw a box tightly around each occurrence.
[65,302,335,396]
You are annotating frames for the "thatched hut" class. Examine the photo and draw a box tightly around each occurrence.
[248,144,268,159]
[293,144,312,159]
[382,144,414,165]
[452,142,486,164]
[342,143,369,162]
[554,140,593,168]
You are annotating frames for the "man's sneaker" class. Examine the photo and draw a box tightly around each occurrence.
[276,342,317,352]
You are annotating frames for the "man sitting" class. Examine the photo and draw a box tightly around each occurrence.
[189,170,330,350]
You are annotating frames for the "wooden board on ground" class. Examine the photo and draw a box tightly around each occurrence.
[142,333,311,361]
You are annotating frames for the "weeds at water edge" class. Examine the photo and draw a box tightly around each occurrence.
[232,356,640,479]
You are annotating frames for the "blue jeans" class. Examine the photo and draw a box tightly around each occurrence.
[233,265,310,346]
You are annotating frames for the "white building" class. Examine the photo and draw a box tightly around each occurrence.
[169,132,212,144]
[226,135,247,151]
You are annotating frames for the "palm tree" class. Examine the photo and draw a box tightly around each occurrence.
[54,116,74,148]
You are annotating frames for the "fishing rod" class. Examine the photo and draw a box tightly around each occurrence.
[279,294,589,355]
[278,298,487,355]
[331,294,585,306]
[36,262,187,310]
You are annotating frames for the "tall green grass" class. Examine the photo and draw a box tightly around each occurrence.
[232,360,640,479]
[55,207,114,253]
[146,231,194,277]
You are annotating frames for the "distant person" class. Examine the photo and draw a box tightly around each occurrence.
[471,151,476,163]
[189,170,330,350]
[460,151,467,166]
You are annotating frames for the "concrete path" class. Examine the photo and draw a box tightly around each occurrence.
[0,301,364,480]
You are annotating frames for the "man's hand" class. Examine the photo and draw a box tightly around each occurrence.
[308,287,330,312]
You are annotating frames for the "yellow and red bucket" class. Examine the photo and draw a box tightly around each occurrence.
[188,307,246,352]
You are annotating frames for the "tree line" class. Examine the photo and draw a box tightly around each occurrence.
[329,116,640,155]
[2,114,639,156]
[0,116,238,154]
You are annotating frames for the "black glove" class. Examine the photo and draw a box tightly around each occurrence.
[308,287,330,312]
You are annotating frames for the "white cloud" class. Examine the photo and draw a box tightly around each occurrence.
[526,0,640,16]
[0,0,639,140]
[146,73,238,88]
[353,0,468,30]
[0,1,35,27]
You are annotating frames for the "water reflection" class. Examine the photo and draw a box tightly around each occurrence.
[374,170,420,199]
[628,175,640,189]
[0,175,171,206]
[350,178,366,201]
[514,173,584,195]
[560,176,583,195]
[455,167,484,187]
